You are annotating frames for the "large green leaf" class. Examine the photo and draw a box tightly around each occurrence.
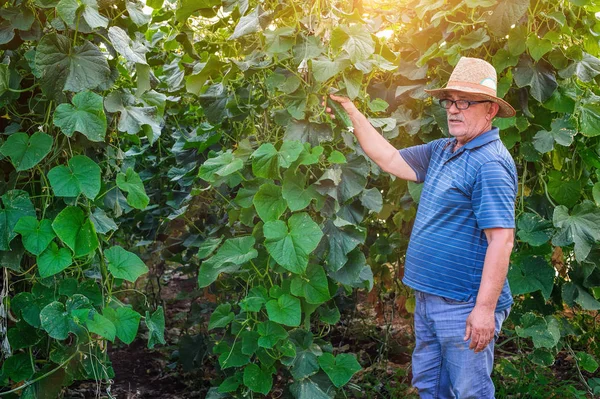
[546,171,582,208]
[318,353,361,388]
[282,170,319,212]
[312,57,351,82]
[176,0,221,21]
[578,94,600,137]
[264,213,323,274]
[229,6,268,39]
[290,374,335,399]
[516,213,553,246]
[57,0,108,29]
[508,255,555,300]
[198,151,244,183]
[240,286,269,312]
[559,52,600,82]
[0,190,36,251]
[321,220,366,272]
[103,306,141,345]
[243,364,273,395]
[253,183,287,222]
[53,91,107,142]
[533,117,575,153]
[198,236,258,287]
[515,313,560,349]
[328,249,372,290]
[265,294,301,327]
[459,28,490,50]
[0,132,53,171]
[116,168,149,210]
[47,155,101,200]
[51,206,99,258]
[315,155,369,203]
[108,26,148,65]
[105,245,148,282]
[257,321,288,348]
[2,353,34,383]
[39,301,70,340]
[485,0,530,36]
[513,57,557,103]
[209,303,235,330]
[291,264,330,305]
[563,282,600,311]
[104,91,162,143]
[34,34,110,99]
[284,121,333,146]
[14,217,55,256]
[251,144,278,178]
[37,242,72,278]
[145,306,166,349]
[339,25,374,63]
[552,202,600,262]
[86,311,116,342]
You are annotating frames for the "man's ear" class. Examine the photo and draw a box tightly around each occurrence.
[488,102,500,119]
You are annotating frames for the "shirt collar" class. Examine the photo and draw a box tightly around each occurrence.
[462,127,500,150]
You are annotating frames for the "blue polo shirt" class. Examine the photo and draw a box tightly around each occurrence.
[399,127,516,311]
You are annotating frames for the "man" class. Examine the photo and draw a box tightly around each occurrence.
[326,57,517,398]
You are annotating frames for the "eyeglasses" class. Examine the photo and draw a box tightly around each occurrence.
[438,99,490,110]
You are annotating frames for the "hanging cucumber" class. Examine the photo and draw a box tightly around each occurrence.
[327,97,353,129]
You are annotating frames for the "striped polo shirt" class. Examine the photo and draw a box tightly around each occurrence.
[399,127,516,311]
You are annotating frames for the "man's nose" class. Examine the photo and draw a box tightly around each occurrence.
[447,103,461,113]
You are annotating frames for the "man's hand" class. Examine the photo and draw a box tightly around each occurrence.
[321,94,359,119]
[464,305,495,353]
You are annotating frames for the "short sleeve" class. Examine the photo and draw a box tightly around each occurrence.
[398,141,437,183]
[472,161,517,229]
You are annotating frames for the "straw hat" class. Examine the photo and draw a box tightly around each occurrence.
[424,57,516,118]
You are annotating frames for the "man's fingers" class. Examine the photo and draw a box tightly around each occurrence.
[464,324,471,341]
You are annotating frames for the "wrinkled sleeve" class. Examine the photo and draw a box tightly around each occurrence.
[398,141,436,183]
[472,161,517,229]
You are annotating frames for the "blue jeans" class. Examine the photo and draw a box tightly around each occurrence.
[411,291,510,399]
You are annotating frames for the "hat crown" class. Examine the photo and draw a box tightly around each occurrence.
[448,57,497,94]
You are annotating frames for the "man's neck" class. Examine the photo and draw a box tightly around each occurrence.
[453,125,493,152]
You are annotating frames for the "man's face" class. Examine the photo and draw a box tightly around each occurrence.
[444,91,498,143]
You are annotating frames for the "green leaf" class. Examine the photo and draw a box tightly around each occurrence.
[57,0,108,29]
[86,311,116,342]
[53,91,107,142]
[253,183,287,222]
[37,242,72,278]
[265,294,301,327]
[264,213,323,274]
[552,202,600,262]
[282,170,319,212]
[547,171,582,208]
[216,341,251,369]
[108,26,148,65]
[47,155,101,200]
[533,117,576,153]
[563,282,600,310]
[291,264,330,305]
[209,304,235,330]
[176,0,221,21]
[126,0,152,26]
[576,352,599,373]
[290,374,335,399]
[328,249,372,290]
[559,53,600,82]
[105,245,148,282]
[14,217,55,256]
[327,151,347,164]
[198,151,244,183]
[35,34,110,99]
[578,94,600,137]
[145,306,166,349]
[104,91,162,143]
[2,353,34,383]
[485,0,530,37]
[318,353,361,388]
[593,183,600,207]
[360,188,383,213]
[257,320,288,348]
[240,286,269,312]
[40,301,70,340]
[0,190,36,251]
[526,35,553,62]
[515,313,560,349]
[116,168,149,210]
[492,48,519,73]
[516,213,553,246]
[103,307,141,345]
[279,141,304,167]
[341,25,374,63]
[197,237,223,259]
[251,143,279,179]
[513,57,557,103]
[219,373,242,393]
[0,132,53,171]
[229,6,268,40]
[343,69,363,100]
[322,220,366,272]
[89,208,118,235]
[198,236,258,287]
[315,155,369,203]
[51,206,99,258]
[284,121,333,146]
[243,364,273,395]
[312,58,351,82]
[459,28,490,50]
[318,305,341,325]
[508,255,555,300]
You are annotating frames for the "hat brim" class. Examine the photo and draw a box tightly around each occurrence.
[424,87,516,118]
